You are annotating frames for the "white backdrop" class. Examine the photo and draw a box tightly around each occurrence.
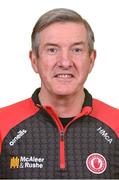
[0,0,119,108]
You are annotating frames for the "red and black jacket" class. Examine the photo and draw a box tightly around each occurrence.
[0,88,119,179]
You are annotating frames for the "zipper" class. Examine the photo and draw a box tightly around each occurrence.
[60,130,65,169]
[43,106,66,169]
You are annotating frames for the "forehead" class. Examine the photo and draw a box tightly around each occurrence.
[39,22,88,45]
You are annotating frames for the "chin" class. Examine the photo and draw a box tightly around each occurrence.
[51,83,82,96]
[53,88,75,96]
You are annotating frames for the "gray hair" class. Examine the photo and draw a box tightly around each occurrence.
[31,8,95,57]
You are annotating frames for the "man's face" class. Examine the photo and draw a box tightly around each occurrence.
[30,22,96,97]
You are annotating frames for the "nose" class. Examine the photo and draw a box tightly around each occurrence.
[57,49,73,68]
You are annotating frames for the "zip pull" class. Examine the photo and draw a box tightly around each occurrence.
[60,131,64,141]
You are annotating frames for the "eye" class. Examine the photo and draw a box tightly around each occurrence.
[47,47,58,54]
[71,47,82,54]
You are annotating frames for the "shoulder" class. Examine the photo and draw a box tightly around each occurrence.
[92,98,119,117]
[0,98,38,120]
[0,98,39,143]
[90,98,119,137]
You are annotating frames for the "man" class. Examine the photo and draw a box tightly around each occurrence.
[0,8,119,179]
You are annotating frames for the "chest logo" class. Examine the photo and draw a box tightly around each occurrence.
[9,129,27,146]
[86,153,107,174]
[10,156,44,169]
[97,126,113,144]
[10,156,20,168]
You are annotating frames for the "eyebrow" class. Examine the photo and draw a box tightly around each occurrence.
[71,41,86,46]
[44,43,59,47]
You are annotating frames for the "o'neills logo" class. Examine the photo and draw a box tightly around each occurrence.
[9,129,27,146]
[10,156,44,169]
[86,153,107,174]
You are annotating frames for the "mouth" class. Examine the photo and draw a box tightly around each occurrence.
[54,74,74,79]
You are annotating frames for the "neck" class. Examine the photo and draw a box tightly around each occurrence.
[39,88,85,118]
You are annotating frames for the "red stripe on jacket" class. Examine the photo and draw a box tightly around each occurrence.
[0,98,39,153]
[90,99,119,138]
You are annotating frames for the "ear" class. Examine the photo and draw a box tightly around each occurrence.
[29,50,39,73]
[89,50,96,73]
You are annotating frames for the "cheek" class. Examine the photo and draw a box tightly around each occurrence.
[77,60,90,75]
[39,55,55,70]
[37,60,52,80]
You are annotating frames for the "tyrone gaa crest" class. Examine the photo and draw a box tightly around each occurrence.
[86,153,107,174]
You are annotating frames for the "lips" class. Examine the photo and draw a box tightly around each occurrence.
[54,74,74,78]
